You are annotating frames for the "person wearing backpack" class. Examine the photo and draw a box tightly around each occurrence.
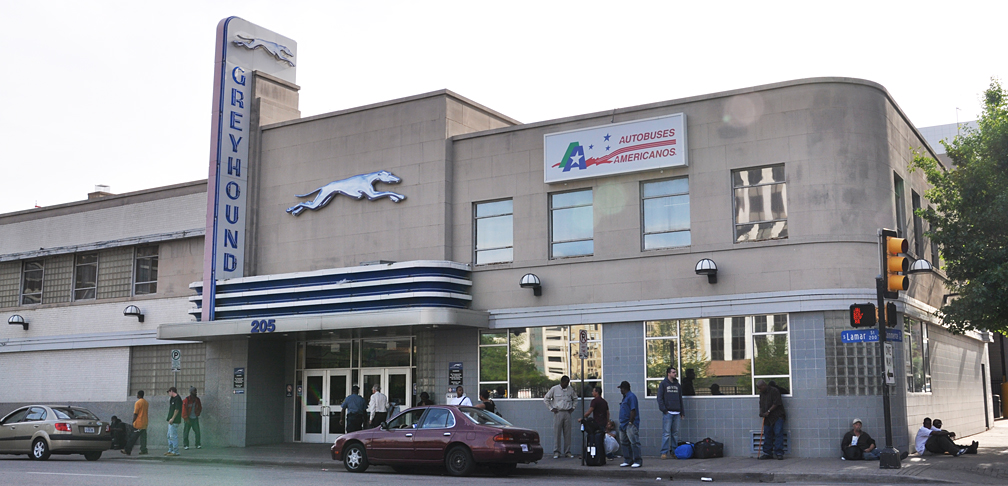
[657,366,684,459]
[840,418,879,460]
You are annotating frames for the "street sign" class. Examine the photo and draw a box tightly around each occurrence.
[578,330,589,359]
[171,349,181,372]
[841,329,902,343]
[448,362,463,386]
[884,342,896,385]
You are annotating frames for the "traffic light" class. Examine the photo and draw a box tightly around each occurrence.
[850,303,877,328]
[885,236,909,297]
[886,302,898,328]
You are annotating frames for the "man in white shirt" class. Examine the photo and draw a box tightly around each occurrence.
[448,386,473,406]
[367,384,389,428]
[914,417,935,454]
[543,375,578,459]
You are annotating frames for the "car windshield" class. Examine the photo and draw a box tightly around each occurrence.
[458,407,512,426]
[52,407,98,420]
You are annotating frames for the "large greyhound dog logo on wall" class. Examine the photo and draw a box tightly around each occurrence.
[233,33,296,67]
[286,170,406,216]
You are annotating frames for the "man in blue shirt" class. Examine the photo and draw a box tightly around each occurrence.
[341,385,366,433]
[617,380,642,468]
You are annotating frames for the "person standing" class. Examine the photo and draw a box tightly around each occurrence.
[840,418,879,460]
[121,390,149,455]
[543,375,578,459]
[757,380,785,460]
[341,385,366,433]
[182,387,202,450]
[657,366,684,459]
[367,384,389,428]
[479,389,496,413]
[418,391,435,405]
[578,386,609,435]
[617,381,642,468]
[165,387,183,456]
[448,386,473,406]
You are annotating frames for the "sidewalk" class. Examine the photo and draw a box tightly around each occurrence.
[107,419,1008,484]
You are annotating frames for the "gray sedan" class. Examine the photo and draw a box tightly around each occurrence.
[0,405,111,460]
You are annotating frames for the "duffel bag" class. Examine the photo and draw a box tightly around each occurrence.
[674,442,694,459]
[693,438,724,459]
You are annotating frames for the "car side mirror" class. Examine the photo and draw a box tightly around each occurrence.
[381,421,389,430]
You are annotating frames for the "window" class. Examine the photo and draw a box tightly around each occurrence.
[419,408,455,429]
[929,206,940,269]
[550,189,593,258]
[645,314,790,397]
[894,174,906,238]
[912,191,923,257]
[133,246,158,295]
[904,319,931,393]
[74,252,98,300]
[20,260,43,305]
[732,165,787,242]
[479,325,602,399]
[387,409,425,429]
[474,199,513,265]
[642,178,690,250]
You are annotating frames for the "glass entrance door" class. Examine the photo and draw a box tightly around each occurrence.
[302,369,351,443]
[361,367,412,424]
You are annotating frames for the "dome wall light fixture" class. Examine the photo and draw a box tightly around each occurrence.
[695,258,718,284]
[906,258,934,274]
[520,273,542,296]
[8,314,28,331]
[123,305,144,323]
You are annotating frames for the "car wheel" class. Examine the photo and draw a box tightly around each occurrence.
[31,438,51,461]
[343,443,369,473]
[445,445,475,477]
[84,451,102,461]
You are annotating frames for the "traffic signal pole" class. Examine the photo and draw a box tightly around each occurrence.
[877,229,902,469]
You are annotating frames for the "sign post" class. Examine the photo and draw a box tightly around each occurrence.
[171,349,181,389]
[579,330,588,465]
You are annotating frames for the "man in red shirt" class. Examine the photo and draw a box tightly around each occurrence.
[182,387,203,450]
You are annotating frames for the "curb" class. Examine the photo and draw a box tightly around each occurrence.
[115,454,953,484]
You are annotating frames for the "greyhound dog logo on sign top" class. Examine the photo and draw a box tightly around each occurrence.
[232,33,296,67]
[286,170,406,216]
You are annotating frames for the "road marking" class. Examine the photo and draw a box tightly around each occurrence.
[27,472,140,478]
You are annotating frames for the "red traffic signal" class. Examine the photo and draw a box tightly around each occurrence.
[850,303,877,328]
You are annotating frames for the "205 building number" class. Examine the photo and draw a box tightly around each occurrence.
[250,319,276,333]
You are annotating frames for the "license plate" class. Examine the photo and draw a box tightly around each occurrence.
[521,444,528,452]
[83,427,95,434]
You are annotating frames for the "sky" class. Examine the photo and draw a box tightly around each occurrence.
[0,0,1004,214]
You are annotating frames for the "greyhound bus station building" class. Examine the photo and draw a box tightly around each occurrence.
[0,24,998,457]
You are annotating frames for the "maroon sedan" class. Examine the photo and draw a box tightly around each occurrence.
[331,405,542,476]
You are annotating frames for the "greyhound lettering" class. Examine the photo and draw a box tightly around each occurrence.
[286,170,406,216]
[232,33,296,67]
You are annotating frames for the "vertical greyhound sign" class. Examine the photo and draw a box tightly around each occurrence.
[202,17,296,321]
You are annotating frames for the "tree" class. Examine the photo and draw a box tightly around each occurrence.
[910,79,1008,334]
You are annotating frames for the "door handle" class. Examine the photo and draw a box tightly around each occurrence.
[443,432,452,436]
[405,433,412,437]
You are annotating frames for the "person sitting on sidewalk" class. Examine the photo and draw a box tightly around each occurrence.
[925,419,978,456]
[840,418,879,460]
[914,417,936,455]
[604,420,620,460]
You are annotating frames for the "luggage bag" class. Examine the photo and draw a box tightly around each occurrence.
[693,438,724,458]
[584,431,606,466]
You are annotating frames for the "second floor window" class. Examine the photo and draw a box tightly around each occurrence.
[474,199,513,265]
[550,189,593,258]
[733,165,787,243]
[642,177,690,250]
[21,260,43,305]
[74,252,98,300]
[134,246,158,295]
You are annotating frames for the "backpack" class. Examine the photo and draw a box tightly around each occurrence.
[693,438,724,458]
[674,442,694,459]
[844,445,863,460]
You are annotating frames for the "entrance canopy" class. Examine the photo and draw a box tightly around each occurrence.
[158,306,488,340]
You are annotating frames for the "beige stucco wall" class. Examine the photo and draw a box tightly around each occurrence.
[447,79,946,312]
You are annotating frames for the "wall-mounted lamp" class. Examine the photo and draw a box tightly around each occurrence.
[520,273,542,296]
[8,314,28,331]
[123,305,144,323]
[695,258,718,284]
[906,258,934,274]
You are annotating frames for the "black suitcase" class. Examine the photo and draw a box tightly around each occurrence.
[693,437,724,458]
[584,431,606,466]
